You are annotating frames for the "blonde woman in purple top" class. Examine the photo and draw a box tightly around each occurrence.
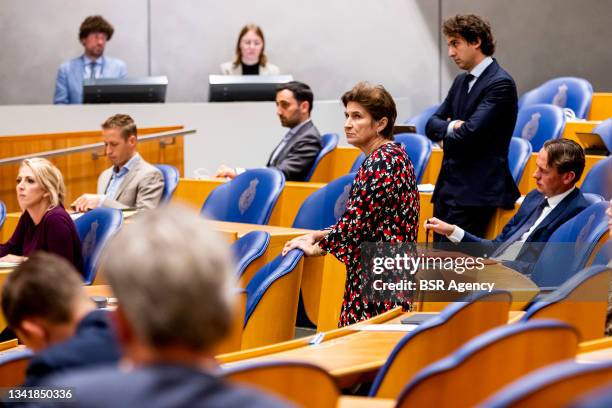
[0,158,83,273]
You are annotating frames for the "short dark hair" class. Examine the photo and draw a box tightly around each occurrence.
[543,139,586,181]
[276,81,314,114]
[79,15,114,41]
[102,113,137,140]
[341,81,397,139]
[443,14,495,56]
[1,252,84,330]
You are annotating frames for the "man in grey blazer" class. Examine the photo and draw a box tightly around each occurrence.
[71,114,164,211]
[216,81,322,181]
[54,15,127,104]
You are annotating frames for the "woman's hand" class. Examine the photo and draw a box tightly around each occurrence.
[423,217,455,236]
[282,231,329,256]
[0,254,26,263]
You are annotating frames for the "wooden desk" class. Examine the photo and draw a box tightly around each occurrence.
[589,92,612,121]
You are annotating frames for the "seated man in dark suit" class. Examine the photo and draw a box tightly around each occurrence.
[216,81,322,181]
[425,139,589,275]
[40,205,288,407]
[0,252,120,386]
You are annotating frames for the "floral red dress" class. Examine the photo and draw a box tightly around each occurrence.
[318,142,420,327]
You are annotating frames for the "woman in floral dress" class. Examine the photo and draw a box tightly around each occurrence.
[283,82,420,326]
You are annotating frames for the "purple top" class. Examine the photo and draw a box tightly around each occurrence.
[0,206,84,273]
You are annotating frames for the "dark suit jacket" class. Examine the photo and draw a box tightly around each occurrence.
[426,59,520,208]
[41,363,291,407]
[22,310,120,387]
[266,120,322,181]
[461,188,590,274]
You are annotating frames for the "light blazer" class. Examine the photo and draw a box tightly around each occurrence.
[266,120,322,181]
[220,61,280,75]
[53,55,127,104]
[462,188,590,274]
[97,155,164,210]
[426,59,520,208]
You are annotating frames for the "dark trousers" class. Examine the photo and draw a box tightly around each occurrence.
[433,202,497,242]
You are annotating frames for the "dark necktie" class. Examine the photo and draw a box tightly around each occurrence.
[89,62,97,79]
[463,73,475,94]
[493,199,549,257]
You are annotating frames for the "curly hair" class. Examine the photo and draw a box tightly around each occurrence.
[79,15,114,41]
[443,14,495,56]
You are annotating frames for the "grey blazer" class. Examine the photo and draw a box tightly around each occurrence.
[97,155,164,210]
[266,120,322,181]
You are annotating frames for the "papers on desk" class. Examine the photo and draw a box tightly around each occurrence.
[353,324,419,332]
[69,212,84,221]
[0,261,21,268]
[418,184,435,193]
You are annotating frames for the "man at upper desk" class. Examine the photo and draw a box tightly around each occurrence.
[215,81,322,181]
[53,15,127,104]
[425,139,590,275]
[425,14,520,241]
[71,114,164,211]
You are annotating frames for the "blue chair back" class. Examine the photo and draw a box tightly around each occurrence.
[583,193,605,205]
[592,240,612,266]
[519,77,593,119]
[0,347,34,387]
[305,133,339,181]
[593,118,612,154]
[292,173,356,230]
[201,168,285,225]
[154,164,180,202]
[480,360,612,408]
[404,104,440,135]
[512,104,565,151]
[230,231,270,278]
[349,133,432,183]
[0,200,6,230]
[74,208,123,284]
[581,156,612,200]
[369,291,512,398]
[530,201,610,288]
[244,249,303,326]
[508,137,533,183]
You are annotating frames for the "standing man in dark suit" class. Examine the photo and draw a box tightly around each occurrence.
[1,252,120,386]
[425,139,589,274]
[216,81,322,181]
[40,206,288,407]
[426,14,520,240]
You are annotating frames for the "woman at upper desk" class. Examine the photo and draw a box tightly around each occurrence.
[282,82,420,327]
[220,24,280,75]
[0,158,83,273]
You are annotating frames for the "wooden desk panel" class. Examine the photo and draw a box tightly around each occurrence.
[589,92,612,121]
[309,146,361,182]
[0,126,184,213]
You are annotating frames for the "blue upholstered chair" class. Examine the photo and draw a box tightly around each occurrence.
[230,230,270,279]
[512,104,565,151]
[201,168,285,225]
[519,77,593,119]
[74,208,123,284]
[349,133,433,183]
[592,118,612,154]
[0,347,34,387]
[305,133,339,181]
[581,155,612,200]
[404,104,440,135]
[521,265,611,340]
[395,320,579,407]
[529,201,610,289]
[508,137,533,183]
[242,249,304,348]
[480,360,612,408]
[223,361,341,407]
[368,291,512,399]
[592,240,612,266]
[0,200,6,230]
[292,173,356,230]
[583,193,605,205]
[154,164,180,202]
